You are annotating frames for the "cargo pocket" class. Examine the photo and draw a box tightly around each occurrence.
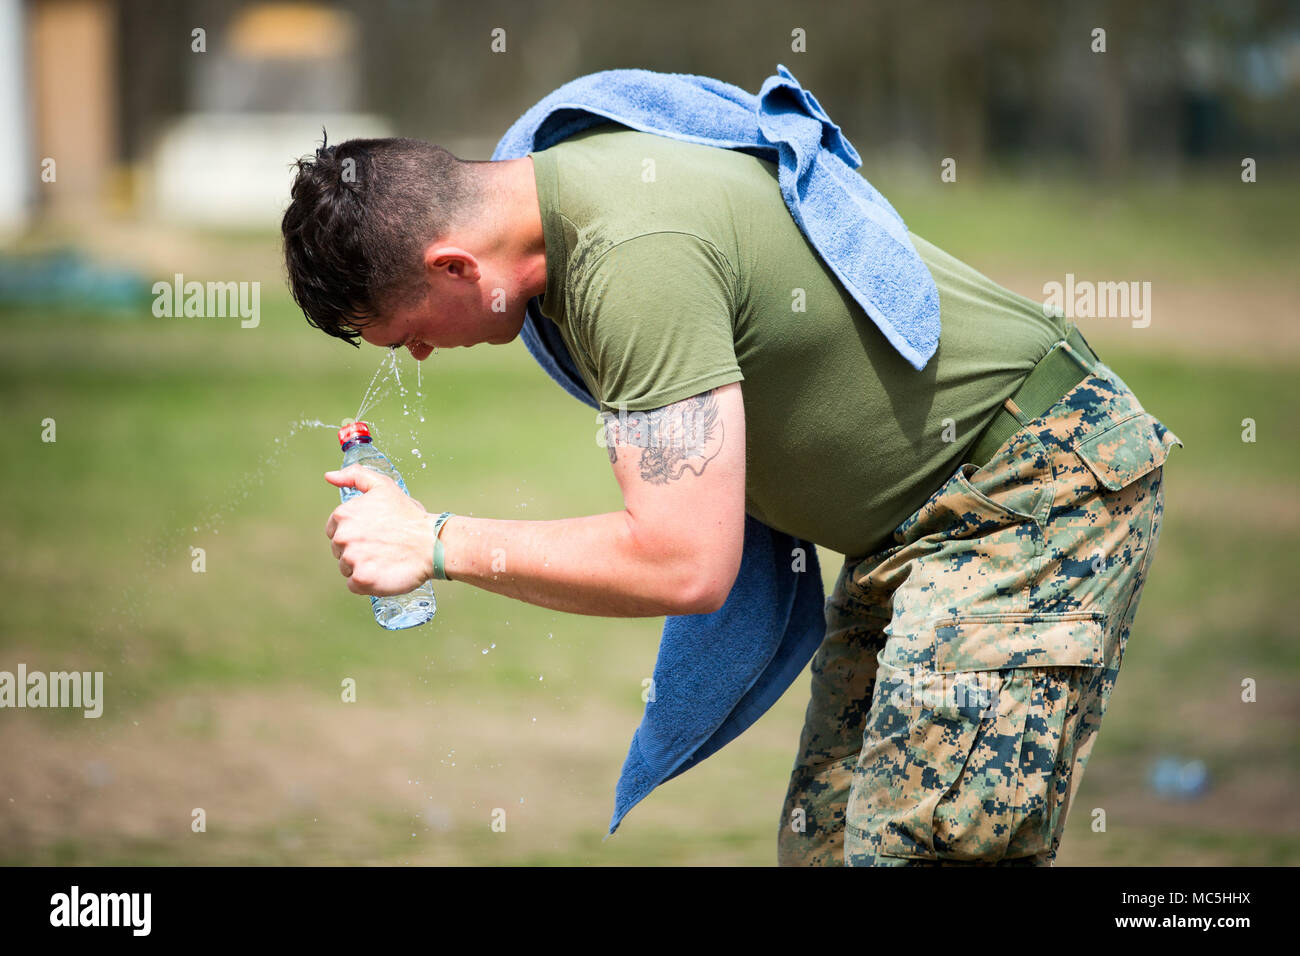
[1073,412,1181,491]
[874,613,1105,863]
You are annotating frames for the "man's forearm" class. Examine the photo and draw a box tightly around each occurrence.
[436,511,713,617]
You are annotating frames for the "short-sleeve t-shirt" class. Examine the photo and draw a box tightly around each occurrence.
[529,123,1066,558]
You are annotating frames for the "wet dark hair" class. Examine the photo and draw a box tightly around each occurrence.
[281,131,473,345]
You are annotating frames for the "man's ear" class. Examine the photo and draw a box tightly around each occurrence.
[424,244,480,282]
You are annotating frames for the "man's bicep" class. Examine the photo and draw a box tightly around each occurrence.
[601,382,746,596]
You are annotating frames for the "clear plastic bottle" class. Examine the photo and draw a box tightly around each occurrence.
[336,420,436,629]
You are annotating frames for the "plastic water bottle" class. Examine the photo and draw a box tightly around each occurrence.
[336,420,436,629]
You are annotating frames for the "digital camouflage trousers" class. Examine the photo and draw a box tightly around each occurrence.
[778,358,1181,866]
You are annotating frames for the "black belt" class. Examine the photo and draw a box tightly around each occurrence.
[966,324,1101,469]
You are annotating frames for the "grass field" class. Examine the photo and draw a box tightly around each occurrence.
[1,171,1296,865]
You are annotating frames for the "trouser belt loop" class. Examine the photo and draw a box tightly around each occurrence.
[1060,322,1099,374]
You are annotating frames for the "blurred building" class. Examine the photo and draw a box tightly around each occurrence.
[148,3,388,226]
[0,0,29,234]
[6,0,390,232]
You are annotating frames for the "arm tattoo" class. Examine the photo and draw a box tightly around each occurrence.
[599,390,726,484]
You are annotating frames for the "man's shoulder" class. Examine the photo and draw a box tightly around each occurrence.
[547,120,726,153]
[545,121,776,184]
[571,232,735,302]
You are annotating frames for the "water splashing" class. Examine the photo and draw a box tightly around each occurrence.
[356,349,400,422]
[353,350,431,473]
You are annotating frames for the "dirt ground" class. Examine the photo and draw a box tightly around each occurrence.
[4,670,1293,865]
[1,686,643,865]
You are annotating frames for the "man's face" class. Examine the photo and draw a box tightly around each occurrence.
[356,260,526,359]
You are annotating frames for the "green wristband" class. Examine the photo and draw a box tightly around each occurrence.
[431,512,454,581]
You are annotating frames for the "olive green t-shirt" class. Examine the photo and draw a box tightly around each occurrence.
[529,123,1066,558]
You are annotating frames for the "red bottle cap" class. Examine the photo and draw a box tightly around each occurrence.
[338,420,372,446]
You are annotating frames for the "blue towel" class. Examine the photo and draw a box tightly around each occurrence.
[491,64,939,835]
